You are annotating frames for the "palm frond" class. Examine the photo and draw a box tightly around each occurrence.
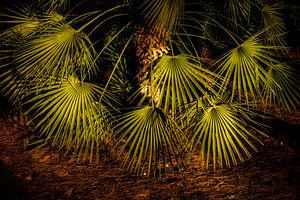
[262,3,287,47]
[139,54,220,116]
[25,76,111,162]
[188,100,267,169]
[13,22,97,80]
[114,106,187,176]
[216,33,285,105]
[0,1,65,41]
[1,21,39,43]
[140,0,185,35]
[0,5,40,43]
[263,63,300,110]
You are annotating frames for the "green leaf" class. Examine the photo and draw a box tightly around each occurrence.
[217,34,284,105]
[262,3,287,47]
[188,101,267,169]
[114,106,187,176]
[139,54,220,116]
[0,4,65,44]
[25,76,111,162]
[263,63,300,110]
[140,0,185,34]
[13,22,97,80]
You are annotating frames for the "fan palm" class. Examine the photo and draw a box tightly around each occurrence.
[0,0,299,177]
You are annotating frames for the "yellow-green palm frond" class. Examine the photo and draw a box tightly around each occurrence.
[217,34,284,105]
[0,70,27,107]
[0,2,65,44]
[114,106,187,177]
[140,0,185,35]
[188,101,267,169]
[0,6,39,43]
[263,64,300,110]
[139,54,220,116]
[262,3,287,47]
[13,22,97,80]
[1,20,39,42]
[25,76,112,162]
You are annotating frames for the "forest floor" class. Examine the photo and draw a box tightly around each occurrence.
[0,107,299,200]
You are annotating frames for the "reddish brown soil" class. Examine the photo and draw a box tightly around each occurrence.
[0,109,300,200]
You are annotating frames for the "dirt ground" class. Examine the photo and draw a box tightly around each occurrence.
[0,107,299,200]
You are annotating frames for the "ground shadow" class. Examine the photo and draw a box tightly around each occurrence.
[269,117,300,152]
[0,160,25,200]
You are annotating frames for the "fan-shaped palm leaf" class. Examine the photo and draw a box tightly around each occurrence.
[0,6,39,43]
[139,54,220,116]
[262,3,287,47]
[187,100,267,169]
[216,33,285,104]
[114,106,187,176]
[13,22,96,80]
[0,10,63,105]
[0,3,65,44]
[25,76,112,162]
[140,0,185,35]
[263,63,300,110]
